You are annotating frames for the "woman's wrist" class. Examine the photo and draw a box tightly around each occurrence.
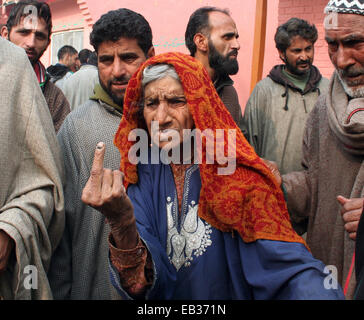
[109,219,139,250]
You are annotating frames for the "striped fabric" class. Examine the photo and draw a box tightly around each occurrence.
[325,0,364,15]
[33,60,47,88]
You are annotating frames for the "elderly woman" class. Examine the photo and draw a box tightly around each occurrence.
[82,52,344,300]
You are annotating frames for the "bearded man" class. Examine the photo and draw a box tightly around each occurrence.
[185,6,244,132]
[243,17,329,175]
[282,0,364,299]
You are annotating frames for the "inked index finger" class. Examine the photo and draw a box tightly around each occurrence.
[90,142,106,183]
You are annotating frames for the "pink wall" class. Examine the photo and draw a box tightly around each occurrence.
[82,0,258,111]
[1,0,260,109]
[41,0,86,66]
[262,0,280,80]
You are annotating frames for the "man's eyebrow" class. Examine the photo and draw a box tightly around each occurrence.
[326,34,364,43]
[35,31,47,37]
[223,31,239,38]
[119,52,139,58]
[342,34,364,42]
[98,54,113,61]
[15,28,47,36]
[15,27,31,33]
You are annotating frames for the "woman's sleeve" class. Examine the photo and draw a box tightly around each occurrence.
[240,239,345,300]
[109,166,177,300]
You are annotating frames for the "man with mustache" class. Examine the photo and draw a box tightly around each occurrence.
[47,8,155,300]
[281,0,364,299]
[1,0,70,133]
[185,6,245,132]
[243,17,329,175]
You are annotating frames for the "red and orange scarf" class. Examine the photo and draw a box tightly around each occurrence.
[114,52,307,247]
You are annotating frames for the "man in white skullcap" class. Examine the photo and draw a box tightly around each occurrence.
[281,0,364,299]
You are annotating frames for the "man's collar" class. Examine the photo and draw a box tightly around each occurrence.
[90,83,123,114]
[268,64,322,93]
[33,60,47,88]
[214,73,234,92]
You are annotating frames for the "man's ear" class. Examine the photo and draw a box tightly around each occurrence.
[1,26,9,39]
[147,46,155,58]
[193,32,208,53]
[278,50,286,63]
[62,53,71,66]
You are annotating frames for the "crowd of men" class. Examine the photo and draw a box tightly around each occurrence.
[0,0,363,300]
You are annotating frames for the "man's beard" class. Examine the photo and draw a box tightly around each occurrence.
[208,40,239,77]
[337,67,364,98]
[23,48,42,66]
[99,75,131,106]
[284,56,312,76]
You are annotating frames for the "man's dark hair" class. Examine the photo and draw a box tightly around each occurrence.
[6,0,52,38]
[78,48,92,65]
[57,45,78,61]
[90,8,153,56]
[87,51,98,66]
[275,18,318,52]
[185,6,230,56]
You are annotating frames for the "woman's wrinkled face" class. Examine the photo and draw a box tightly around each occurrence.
[143,76,194,150]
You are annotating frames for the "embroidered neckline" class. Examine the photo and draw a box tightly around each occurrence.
[169,163,193,215]
[166,165,212,271]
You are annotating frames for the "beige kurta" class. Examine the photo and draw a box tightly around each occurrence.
[0,39,65,299]
[62,64,99,111]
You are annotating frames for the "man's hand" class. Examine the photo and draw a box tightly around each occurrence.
[262,159,282,186]
[81,142,137,249]
[337,195,364,241]
[0,230,14,273]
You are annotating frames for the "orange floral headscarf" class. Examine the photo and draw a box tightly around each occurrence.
[114,52,307,247]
